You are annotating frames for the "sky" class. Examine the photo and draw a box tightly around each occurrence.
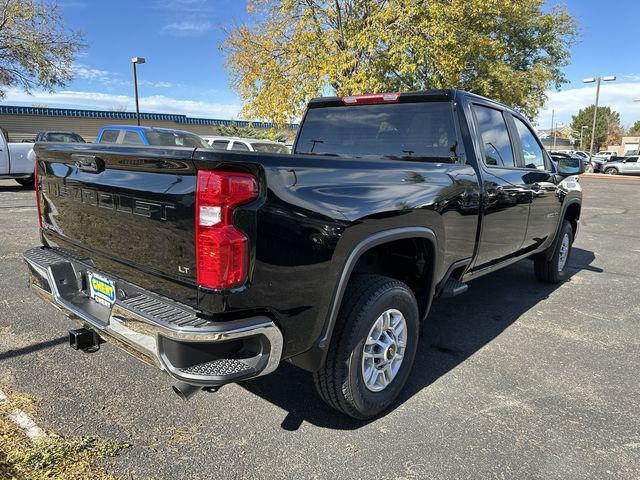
[3,0,640,129]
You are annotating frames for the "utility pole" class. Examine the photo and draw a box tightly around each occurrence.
[553,122,563,150]
[549,109,554,151]
[583,76,616,155]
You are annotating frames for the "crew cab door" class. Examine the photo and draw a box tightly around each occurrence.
[469,103,531,269]
[509,115,562,251]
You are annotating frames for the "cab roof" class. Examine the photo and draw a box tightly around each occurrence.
[100,125,196,135]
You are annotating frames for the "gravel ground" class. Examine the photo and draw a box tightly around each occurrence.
[0,177,638,480]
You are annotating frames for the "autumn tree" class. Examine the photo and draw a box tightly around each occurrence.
[0,0,84,98]
[570,105,622,151]
[628,121,640,136]
[222,0,576,125]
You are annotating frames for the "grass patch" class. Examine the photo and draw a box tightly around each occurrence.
[0,393,130,479]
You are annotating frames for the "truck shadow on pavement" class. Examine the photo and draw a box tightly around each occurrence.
[241,247,600,431]
[0,336,67,362]
[0,184,32,193]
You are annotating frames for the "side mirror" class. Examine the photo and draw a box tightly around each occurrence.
[557,157,584,177]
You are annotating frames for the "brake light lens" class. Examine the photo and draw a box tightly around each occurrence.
[196,170,258,290]
[34,157,43,229]
[342,92,401,104]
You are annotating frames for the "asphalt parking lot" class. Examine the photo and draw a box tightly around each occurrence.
[0,176,638,479]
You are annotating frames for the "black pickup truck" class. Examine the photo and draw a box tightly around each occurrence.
[24,90,583,419]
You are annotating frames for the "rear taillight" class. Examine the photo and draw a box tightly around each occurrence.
[34,157,43,229]
[342,92,400,104]
[196,170,258,290]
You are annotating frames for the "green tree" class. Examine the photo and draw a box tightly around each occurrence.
[628,121,640,136]
[570,105,622,151]
[222,0,576,125]
[0,0,84,98]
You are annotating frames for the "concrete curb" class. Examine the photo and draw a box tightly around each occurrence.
[0,387,46,441]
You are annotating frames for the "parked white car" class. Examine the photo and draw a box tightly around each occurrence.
[201,136,290,154]
[554,150,590,160]
[590,151,620,172]
[0,134,35,186]
[601,156,640,175]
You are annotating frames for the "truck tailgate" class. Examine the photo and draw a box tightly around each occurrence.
[35,144,199,306]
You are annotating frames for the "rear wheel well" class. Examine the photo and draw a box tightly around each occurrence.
[564,202,581,234]
[351,238,433,318]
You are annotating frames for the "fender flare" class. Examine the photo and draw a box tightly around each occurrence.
[291,227,441,371]
[545,198,581,260]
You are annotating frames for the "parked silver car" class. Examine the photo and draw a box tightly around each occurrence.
[602,156,640,175]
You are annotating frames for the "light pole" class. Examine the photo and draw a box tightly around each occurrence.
[580,125,589,150]
[583,75,616,155]
[553,122,563,150]
[131,57,146,126]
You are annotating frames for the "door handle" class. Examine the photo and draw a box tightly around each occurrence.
[531,182,550,197]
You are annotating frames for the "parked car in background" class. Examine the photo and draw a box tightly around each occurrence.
[593,151,617,160]
[550,150,590,166]
[0,133,36,186]
[97,125,210,148]
[35,131,85,143]
[602,156,640,175]
[591,151,619,172]
[554,150,590,161]
[202,136,290,154]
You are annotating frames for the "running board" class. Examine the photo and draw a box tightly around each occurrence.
[439,278,468,298]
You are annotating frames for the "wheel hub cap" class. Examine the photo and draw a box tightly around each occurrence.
[361,309,407,392]
[558,233,570,271]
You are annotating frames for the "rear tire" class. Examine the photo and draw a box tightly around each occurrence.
[534,220,574,284]
[604,167,618,175]
[313,274,419,419]
[15,176,34,187]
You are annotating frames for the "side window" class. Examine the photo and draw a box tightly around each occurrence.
[513,117,546,170]
[100,130,119,143]
[211,140,230,151]
[122,131,144,145]
[472,105,516,167]
[627,157,638,163]
[230,141,250,151]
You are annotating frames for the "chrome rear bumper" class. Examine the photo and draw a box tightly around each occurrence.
[23,247,283,387]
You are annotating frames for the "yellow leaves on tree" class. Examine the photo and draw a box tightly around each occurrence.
[222,0,576,125]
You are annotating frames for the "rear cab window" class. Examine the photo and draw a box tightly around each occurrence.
[44,133,85,143]
[211,140,230,150]
[99,130,120,143]
[122,131,144,145]
[230,141,250,151]
[146,131,210,149]
[295,101,458,162]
